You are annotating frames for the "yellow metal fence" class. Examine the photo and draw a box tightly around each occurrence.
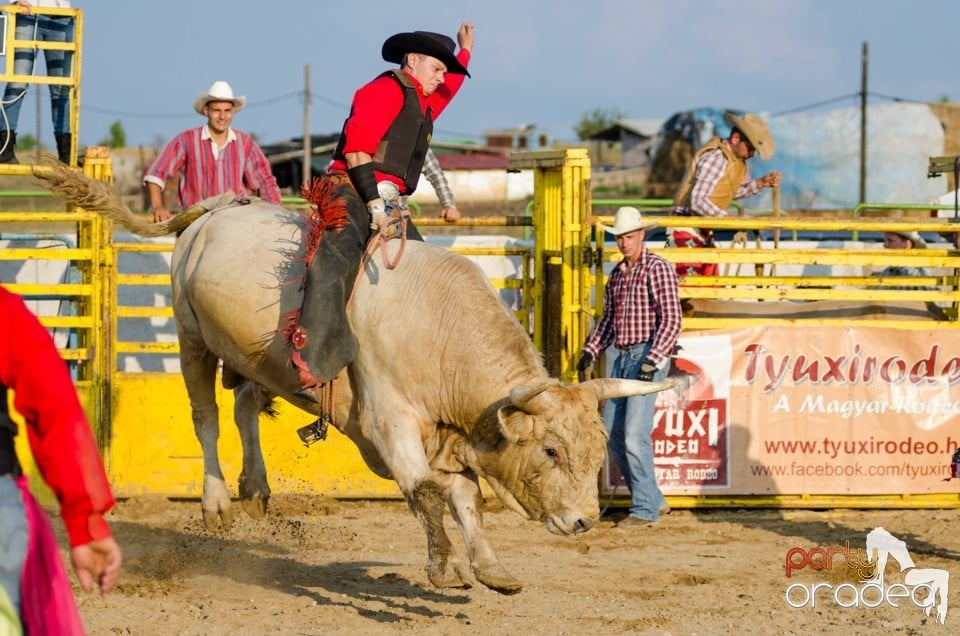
[0,5,83,171]
[6,148,960,508]
[591,214,960,330]
[3,190,537,498]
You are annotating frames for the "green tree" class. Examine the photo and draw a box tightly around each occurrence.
[16,133,36,150]
[100,120,126,148]
[573,107,626,140]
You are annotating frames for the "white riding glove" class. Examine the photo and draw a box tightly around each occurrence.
[367,198,388,231]
[377,181,401,205]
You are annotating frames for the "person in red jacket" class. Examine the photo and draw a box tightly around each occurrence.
[0,285,122,634]
[286,23,474,391]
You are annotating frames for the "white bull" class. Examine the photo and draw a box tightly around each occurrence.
[35,163,672,593]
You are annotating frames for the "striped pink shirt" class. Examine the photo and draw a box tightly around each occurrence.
[144,126,281,209]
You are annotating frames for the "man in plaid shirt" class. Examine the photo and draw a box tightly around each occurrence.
[668,111,781,276]
[577,207,683,527]
[422,148,461,222]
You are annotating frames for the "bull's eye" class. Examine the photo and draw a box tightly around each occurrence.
[544,446,559,463]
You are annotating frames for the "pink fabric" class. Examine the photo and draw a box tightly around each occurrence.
[17,475,85,636]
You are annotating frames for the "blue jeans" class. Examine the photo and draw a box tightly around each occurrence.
[604,343,669,520]
[1,13,74,134]
[0,475,27,621]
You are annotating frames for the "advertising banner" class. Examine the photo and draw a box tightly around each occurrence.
[604,326,960,496]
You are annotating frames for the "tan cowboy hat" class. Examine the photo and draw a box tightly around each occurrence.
[382,30,470,77]
[603,206,659,236]
[885,230,927,249]
[193,81,246,115]
[724,112,775,160]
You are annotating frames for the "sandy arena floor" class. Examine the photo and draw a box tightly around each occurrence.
[66,496,960,635]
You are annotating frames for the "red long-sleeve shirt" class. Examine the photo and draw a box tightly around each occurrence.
[328,49,471,193]
[0,286,115,546]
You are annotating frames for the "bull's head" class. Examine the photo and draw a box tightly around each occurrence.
[462,378,673,536]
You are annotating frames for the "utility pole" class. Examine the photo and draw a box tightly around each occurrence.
[36,84,41,162]
[859,41,868,205]
[303,64,312,186]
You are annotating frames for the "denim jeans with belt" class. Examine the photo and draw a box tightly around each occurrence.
[0,475,27,621]
[604,342,670,520]
[1,13,74,134]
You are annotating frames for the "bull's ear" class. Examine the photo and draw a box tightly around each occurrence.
[496,406,535,444]
[509,382,557,415]
[585,378,675,402]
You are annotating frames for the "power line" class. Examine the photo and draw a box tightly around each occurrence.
[772,93,859,117]
[242,91,303,109]
[305,92,349,110]
[83,91,302,118]
[82,105,191,119]
[867,91,927,105]
[772,90,938,118]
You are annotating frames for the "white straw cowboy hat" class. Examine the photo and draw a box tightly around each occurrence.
[193,81,246,115]
[724,112,775,160]
[886,229,927,249]
[604,206,659,236]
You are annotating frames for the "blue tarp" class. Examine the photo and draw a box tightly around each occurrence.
[651,103,947,210]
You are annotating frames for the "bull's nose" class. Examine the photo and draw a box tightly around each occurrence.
[574,517,596,533]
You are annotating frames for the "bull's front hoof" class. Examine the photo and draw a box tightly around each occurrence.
[474,563,523,594]
[426,560,473,590]
[202,505,235,533]
[240,493,268,520]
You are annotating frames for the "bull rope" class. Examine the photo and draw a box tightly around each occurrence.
[372,209,411,270]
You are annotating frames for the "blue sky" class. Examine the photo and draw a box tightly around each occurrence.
[58,0,960,147]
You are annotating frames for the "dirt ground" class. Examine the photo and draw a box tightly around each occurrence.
[64,495,960,635]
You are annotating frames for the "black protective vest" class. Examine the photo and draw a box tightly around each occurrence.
[333,70,433,194]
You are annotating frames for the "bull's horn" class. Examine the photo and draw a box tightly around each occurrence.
[509,382,553,412]
[586,378,675,401]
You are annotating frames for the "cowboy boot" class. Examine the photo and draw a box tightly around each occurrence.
[0,131,18,164]
[290,185,371,386]
[55,134,72,164]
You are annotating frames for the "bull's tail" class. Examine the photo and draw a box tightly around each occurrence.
[31,157,207,238]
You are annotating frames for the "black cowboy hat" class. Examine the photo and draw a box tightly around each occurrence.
[382,31,470,77]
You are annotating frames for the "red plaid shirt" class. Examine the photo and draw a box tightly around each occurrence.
[583,249,683,366]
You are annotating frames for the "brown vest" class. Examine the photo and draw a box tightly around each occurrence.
[673,137,747,213]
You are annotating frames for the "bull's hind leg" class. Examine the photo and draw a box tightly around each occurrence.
[233,381,273,520]
[444,472,522,594]
[179,340,234,532]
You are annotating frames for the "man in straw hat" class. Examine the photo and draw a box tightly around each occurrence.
[577,207,682,527]
[668,111,782,277]
[877,229,931,291]
[285,23,474,391]
[144,80,281,222]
